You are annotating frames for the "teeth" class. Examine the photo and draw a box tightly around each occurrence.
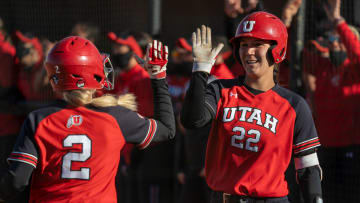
[247,60,257,64]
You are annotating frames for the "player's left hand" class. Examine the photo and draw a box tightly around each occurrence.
[136,40,168,79]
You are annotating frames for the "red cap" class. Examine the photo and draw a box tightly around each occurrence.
[107,32,143,58]
[176,37,192,52]
[14,30,43,66]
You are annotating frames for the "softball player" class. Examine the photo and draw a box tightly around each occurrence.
[181,11,322,203]
[0,37,175,202]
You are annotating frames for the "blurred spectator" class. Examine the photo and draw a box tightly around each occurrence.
[0,28,41,203]
[129,31,153,58]
[13,30,44,101]
[278,0,303,89]
[13,31,59,113]
[70,21,99,44]
[302,0,360,202]
[106,31,151,116]
[224,0,263,39]
[0,21,21,173]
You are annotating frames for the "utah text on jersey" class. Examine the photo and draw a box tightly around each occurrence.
[223,107,278,134]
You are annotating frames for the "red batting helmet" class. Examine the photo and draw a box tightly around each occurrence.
[45,36,114,91]
[229,11,288,64]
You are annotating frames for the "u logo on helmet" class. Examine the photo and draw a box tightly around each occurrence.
[243,21,256,32]
[77,80,85,88]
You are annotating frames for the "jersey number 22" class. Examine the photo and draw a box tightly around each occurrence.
[231,126,261,152]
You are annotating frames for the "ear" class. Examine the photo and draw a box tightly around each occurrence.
[266,44,276,66]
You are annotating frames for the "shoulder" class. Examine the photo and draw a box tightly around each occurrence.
[272,86,310,113]
[86,103,137,122]
[24,103,67,130]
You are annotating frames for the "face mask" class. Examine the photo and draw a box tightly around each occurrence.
[329,50,347,67]
[16,43,31,59]
[111,51,133,70]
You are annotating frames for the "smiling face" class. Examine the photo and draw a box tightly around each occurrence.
[239,37,274,80]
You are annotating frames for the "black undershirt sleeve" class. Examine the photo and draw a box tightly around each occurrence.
[180,72,214,129]
[151,79,176,141]
[0,162,34,201]
[297,165,322,202]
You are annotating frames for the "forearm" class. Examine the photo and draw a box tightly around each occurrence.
[180,72,213,129]
[151,79,176,140]
[0,162,34,201]
[297,166,322,202]
[295,153,322,202]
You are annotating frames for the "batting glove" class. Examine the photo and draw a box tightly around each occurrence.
[144,40,168,79]
[192,25,224,73]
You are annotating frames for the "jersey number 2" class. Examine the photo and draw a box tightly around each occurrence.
[231,126,261,152]
[61,134,92,180]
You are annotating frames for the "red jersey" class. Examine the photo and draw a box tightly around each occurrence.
[303,22,360,146]
[8,102,159,202]
[203,78,320,197]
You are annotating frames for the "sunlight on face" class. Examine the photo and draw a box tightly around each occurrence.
[238,37,273,79]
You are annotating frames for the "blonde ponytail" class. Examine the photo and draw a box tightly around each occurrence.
[63,90,137,111]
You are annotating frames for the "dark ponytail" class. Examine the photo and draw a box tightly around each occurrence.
[267,44,280,83]
[273,63,280,84]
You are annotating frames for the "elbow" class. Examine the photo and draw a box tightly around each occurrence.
[12,178,28,193]
[168,129,176,140]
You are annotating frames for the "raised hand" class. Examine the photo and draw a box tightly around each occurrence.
[224,0,243,18]
[136,40,168,79]
[281,0,302,28]
[192,25,224,73]
[323,0,343,23]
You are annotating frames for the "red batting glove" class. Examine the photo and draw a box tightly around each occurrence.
[145,40,168,79]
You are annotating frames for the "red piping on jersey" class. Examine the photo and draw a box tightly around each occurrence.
[293,138,320,154]
[8,152,38,168]
[138,119,157,149]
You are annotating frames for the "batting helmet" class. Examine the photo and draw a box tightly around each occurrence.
[229,11,288,64]
[45,36,114,91]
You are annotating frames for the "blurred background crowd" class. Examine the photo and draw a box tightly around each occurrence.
[0,0,360,202]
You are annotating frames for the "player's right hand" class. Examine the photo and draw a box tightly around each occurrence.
[135,40,168,79]
[145,40,168,79]
[192,25,224,74]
